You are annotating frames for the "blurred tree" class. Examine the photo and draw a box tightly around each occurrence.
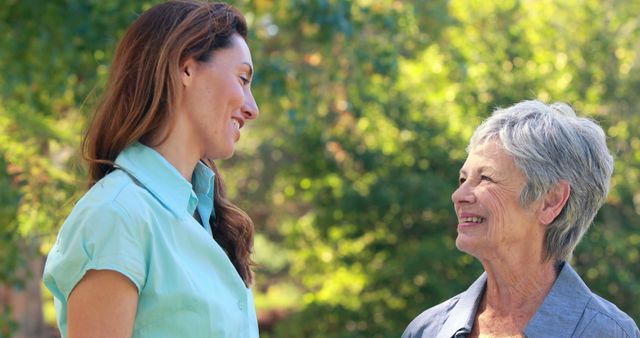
[0,0,638,337]
[0,0,152,335]
[237,0,640,336]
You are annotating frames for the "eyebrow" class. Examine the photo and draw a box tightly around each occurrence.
[459,166,495,176]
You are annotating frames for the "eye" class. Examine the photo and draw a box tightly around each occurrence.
[239,76,250,85]
[480,175,492,182]
[458,177,466,185]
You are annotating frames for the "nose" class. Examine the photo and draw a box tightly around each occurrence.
[451,181,475,205]
[242,89,259,120]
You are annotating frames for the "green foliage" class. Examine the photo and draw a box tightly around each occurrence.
[0,0,160,331]
[232,0,640,335]
[1,0,639,336]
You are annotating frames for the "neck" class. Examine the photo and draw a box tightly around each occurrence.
[479,255,558,321]
[152,136,199,182]
[148,107,202,182]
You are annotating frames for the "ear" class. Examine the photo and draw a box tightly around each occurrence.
[180,58,197,87]
[538,180,570,225]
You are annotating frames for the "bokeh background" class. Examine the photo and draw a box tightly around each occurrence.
[1,0,639,337]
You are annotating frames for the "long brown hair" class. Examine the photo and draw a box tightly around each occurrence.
[82,0,255,285]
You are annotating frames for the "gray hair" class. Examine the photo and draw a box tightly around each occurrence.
[468,100,614,263]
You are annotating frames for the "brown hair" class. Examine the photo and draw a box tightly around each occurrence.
[82,0,254,285]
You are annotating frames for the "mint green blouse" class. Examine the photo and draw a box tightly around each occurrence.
[43,142,259,338]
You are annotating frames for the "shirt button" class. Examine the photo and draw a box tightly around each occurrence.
[237,301,243,311]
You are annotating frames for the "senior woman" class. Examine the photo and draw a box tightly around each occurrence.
[403,100,639,338]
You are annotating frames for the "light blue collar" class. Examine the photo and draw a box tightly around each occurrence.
[192,160,216,226]
[114,142,215,222]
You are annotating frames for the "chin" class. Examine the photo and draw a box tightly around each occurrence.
[455,236,479,256]
[220,148,236,160]
[204,148,235,161]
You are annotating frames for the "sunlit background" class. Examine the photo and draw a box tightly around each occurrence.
[1,0,639,337]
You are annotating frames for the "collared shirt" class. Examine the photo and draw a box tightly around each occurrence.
[43,142,259,338]
[402,263,639,338]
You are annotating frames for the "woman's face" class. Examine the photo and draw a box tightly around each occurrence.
[180,33,259,161]
[451,140,545,260]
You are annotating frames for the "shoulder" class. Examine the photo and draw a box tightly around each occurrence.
[44,171,156,299]
[546,263,639,337]
[402,295,461,338]
[577,292,640,337]
[54,169,160,258]
[74,170,158,223]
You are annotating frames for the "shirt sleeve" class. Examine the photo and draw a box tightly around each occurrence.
[43,199,149,302]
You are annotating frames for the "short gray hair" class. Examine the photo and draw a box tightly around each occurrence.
[468,100,614,263]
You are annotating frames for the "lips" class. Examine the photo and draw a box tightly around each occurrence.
[232,116,244,129]
[231,117,245,142]
[460,216,485,223]
[457,212,486,227]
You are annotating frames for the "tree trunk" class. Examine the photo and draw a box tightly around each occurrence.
[2,248,48,338]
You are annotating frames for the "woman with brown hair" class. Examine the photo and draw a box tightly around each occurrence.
[43,1,260,337]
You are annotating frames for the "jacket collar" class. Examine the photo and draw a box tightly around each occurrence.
[524,262,591,337]
[437,262,589,338]
[437,272,486,338]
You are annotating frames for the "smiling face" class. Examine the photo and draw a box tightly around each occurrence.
[179,33,259,161]
[451,140,546,261]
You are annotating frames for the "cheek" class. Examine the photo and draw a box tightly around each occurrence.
[480,187,504,211]
[234,87,246,106]
[482,188,513,230]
